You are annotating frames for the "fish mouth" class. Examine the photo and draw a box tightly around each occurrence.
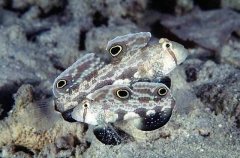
[61,108,77,122]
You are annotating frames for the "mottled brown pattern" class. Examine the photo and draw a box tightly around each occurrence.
[56,32,187,125]
[138,97,151,103]
[90,79,114,93]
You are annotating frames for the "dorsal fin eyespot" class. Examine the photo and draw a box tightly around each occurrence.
[109,45,123,57]
[157,87,168,96]
[106,32,151,63]
[116,89,130,99]
[56,79,67,89]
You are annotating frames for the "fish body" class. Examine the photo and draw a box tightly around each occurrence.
[52,32,188,113]
[30,32,188,145]
[72,82,175,127]
[72,82,176,145]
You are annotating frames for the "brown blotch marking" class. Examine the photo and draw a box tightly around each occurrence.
[107,99,116,104]
[140,44,158,52]
[91,79,114,93]
[94,93,108,102]
[80,59,92,71]
[127,36,135,42]
[100,68,115,80]
[153,98,162,102]
[136,88,152,95]
[117,66,138,79]
[154,98,165,102]
[135,37,147,46]
[138,97,150,103]
[86,70,99,82]
[102,104,110,110]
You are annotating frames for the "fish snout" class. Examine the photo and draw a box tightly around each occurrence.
[173,42,188,65]
[159,38,188,65]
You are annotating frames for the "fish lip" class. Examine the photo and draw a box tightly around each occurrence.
[62,108,77,122]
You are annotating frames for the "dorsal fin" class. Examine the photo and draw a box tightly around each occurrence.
[106,32,151,63]
[52,53,105,98]
[72,82,175,128]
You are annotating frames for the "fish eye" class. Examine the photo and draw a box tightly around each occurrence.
[166,43,170,48]
[56,79,67,88]
[158,87,168,96]
[116,89,130,99]
[165,42,172,49]
[109,45,122,57]
[82,101,90,108]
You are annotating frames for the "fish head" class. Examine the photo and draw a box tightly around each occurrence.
[159,38,188,65]
[71,99,99,125]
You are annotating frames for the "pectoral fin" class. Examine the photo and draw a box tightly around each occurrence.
[133,108,173,131]
[18,99,62,130]
[93,125,122,145]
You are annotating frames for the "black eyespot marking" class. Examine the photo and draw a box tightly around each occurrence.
[109,45,122,57]
[166,43,170,48]
[116,89,130,99]
[158,87,168,96]
[84,104,88,108]
[56,79,67,88]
